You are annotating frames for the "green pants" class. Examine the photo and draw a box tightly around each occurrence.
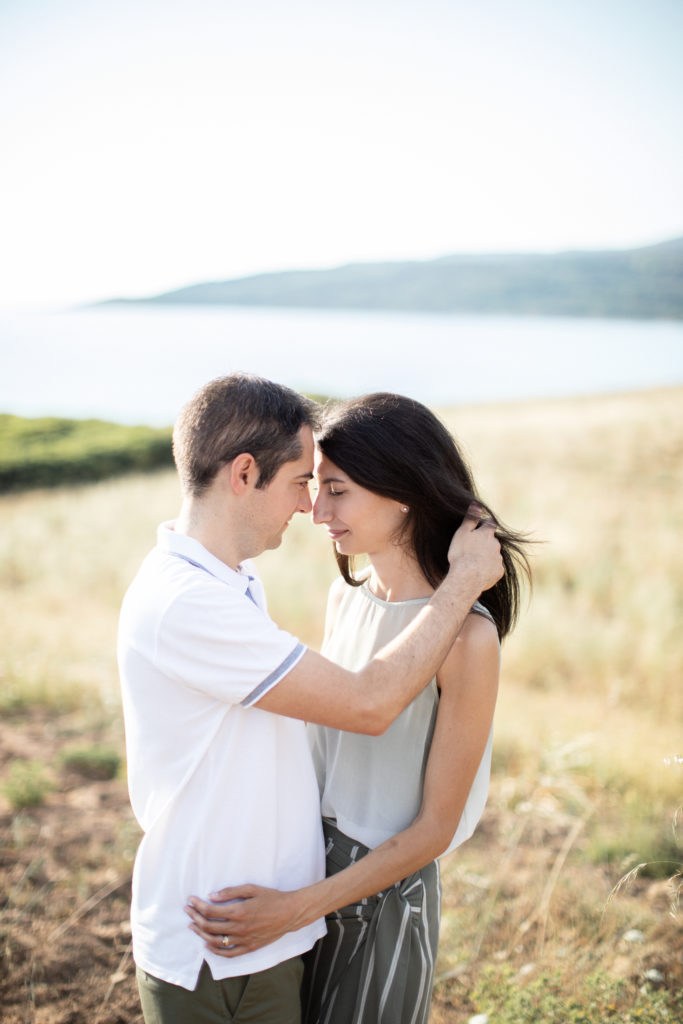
[137,957,304,1024]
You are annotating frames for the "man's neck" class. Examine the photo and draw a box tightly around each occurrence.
[175,497,247,571]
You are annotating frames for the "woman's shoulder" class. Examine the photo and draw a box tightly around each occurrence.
[470,599,496,625]
[436,606,500,689]
[327,575,347,598]
[461,602,500,650]
[460,605,500,649]
[322,576,352,644]
[326,575,351,612]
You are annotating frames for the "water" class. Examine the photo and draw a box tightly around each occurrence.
[2,304,682,425]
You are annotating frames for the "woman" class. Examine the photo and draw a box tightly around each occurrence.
[187,392,530,1024]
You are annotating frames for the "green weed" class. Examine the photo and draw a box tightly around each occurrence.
[588,824,681,881]
[468,966,682,1024]
[1,760,52,810]
[0,675,95,715]
[58,743,122,780]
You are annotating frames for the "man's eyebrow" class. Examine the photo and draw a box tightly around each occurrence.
[295,472,314,481]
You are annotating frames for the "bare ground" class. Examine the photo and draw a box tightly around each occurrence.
[1,708,680,1023]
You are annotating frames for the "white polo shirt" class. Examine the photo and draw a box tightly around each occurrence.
[117,523,326,990]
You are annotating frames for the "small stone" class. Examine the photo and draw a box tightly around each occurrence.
[623,928,645,943]
[644,968,665,984]
[469,1015,489,1024]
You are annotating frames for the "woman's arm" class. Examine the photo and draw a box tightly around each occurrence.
[185,611,500,957]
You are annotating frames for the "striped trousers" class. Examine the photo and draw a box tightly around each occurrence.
[302,821,441,1024]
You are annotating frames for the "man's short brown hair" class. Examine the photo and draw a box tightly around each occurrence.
[173,373,318,496]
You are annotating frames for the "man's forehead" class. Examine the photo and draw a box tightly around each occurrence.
[290,425,314,476]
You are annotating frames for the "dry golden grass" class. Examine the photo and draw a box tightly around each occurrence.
[1,387,680,806]
[0,386,680,1021]
[441,388,682,718]
[2,386,680,717]
[0,471,181,707]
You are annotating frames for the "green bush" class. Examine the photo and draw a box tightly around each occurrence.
[469,966,682,1024]
[0,677,96,716]
[59,744,122,780]
[1,759,52,809]
[0,414,173,492]
[586,808,682,880]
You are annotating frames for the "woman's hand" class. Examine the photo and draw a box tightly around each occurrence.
[184,885,302,958]
[446,503,502,590]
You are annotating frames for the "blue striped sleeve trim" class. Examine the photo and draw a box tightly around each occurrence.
[240,642,307,707]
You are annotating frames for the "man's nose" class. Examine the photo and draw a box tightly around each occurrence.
[298,487,313,514]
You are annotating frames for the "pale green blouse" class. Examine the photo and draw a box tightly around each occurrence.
[307,581,496,853]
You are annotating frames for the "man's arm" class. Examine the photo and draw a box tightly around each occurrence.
[255,509,502,734]
[185,610,500,955]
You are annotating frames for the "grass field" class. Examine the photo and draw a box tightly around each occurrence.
[0,386,681,1022]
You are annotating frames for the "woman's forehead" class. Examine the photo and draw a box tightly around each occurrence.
[314,451,347,480]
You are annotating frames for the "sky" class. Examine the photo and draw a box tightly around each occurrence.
[1,0,682,310]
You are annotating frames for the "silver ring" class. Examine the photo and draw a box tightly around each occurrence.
[221,935,231,948]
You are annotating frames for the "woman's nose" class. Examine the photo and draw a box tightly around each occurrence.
[312,493,331,523]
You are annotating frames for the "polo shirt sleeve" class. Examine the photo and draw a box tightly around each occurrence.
[154,578,306,707]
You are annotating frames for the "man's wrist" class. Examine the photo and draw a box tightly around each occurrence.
[438,561,481,605]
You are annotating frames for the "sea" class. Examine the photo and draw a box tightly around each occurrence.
[2,304,682,425]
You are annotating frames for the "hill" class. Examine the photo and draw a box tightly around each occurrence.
[101,237,683,318]
[0,414,173,492]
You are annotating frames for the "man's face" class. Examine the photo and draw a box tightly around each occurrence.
[252,425,315,552]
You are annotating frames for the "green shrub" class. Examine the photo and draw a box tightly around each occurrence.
[0,414,173,492]
[0,677,95,716]
[1,759,52,809]
[469,966,682,1023]
[59,744,122,780]
[586,818,682,880]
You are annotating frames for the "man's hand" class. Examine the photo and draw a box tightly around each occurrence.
[447,503,503,593]
[184,885,302,958]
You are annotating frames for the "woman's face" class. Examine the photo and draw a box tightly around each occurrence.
[312,452,407,557]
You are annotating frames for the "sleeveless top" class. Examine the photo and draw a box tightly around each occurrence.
[307,581,496,854]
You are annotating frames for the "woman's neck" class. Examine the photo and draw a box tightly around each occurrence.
[367,545,434,603]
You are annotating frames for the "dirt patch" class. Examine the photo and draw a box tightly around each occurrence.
[1,708,680,1023]
[1,709,141,1024]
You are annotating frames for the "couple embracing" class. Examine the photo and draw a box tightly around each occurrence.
[118,372,530,1024]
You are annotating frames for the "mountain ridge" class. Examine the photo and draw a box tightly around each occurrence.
[98,237,683,319]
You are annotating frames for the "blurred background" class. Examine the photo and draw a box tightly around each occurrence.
[1,0,682,421]
[0,2,681,1022]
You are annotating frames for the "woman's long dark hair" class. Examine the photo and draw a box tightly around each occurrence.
[316,393,531,639]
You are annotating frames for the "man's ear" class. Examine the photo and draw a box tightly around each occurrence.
[227,453,259,493]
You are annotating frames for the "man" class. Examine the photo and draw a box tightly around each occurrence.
[118,372,502,1024]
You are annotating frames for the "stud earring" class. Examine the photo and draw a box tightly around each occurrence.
[401,506,409,513]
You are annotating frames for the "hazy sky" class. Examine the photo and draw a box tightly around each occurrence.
[1,0,681,309]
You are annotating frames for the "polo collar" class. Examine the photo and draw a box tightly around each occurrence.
[156,521,253,595]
